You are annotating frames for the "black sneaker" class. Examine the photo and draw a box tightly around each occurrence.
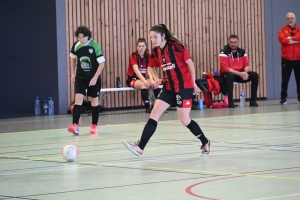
[279,98,287,105]
[228,100,235,108]
[145,107,152,113]
[250,100,258,107]
[191,103,199,110]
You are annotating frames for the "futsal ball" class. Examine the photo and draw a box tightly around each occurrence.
[62,145,78,162]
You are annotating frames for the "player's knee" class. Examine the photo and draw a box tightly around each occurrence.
[74,96,84,105]
[179,117,190,126]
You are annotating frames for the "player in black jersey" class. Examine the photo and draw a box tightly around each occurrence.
[122,24,210,157]
[68,26,105,135]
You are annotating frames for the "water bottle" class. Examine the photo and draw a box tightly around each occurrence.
[198,99,204,110]
[240,90,246,107]
[116,77,121,88]
[202,72,206,79]
[48,97,54,115]
[43,100,48,115]
[34,97,41,115]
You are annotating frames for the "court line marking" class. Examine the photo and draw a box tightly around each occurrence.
[250,193,300,200]
[0,125,299,149]
[0,138,299,165]
[1,145,300,182]
[0,139,299,166]
[186,169,300,200]
[0,110,299,135]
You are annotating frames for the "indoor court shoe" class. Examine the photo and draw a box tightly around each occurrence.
[145,107,152,113]
[201,139,210,157]
[122,140,143,156]
[249,100,259,107]
[90,124,98,134]
[68,123,79,135]
[228,100,235,108]
[279,98,287,105]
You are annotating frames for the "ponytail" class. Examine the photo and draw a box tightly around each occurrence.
[149,24,184,46]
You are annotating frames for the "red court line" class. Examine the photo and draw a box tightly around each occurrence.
[185,169,300,199]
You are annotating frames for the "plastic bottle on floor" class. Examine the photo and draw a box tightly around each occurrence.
[48,97,54,115]
[34,97,41,115]
[240,90,246,107]
[43,100,48,115]
[199,99,204,110]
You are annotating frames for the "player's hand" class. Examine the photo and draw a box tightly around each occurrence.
[71,74,75,83]
[242,72,249,80]
[194,83,201,95]
[89,77,97,86]
[143,79,150,88]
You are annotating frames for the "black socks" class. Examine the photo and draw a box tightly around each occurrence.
[141,89,150,109]
[186,120,208,145]
[72,105,82,124]
[91,106,99,125]
[138,118,158,150]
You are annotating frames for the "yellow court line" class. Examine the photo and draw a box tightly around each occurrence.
[98,162,300,181]
[1,110,299,135]
[1,154,299,181]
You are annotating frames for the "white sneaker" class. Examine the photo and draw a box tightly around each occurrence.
[201,140,210,157]
[122,140,143,156]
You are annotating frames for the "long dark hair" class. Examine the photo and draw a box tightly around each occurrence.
[136,38,150,55]
[149,24,184,45]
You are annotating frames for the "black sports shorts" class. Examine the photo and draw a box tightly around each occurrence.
[157,88,194,108]
[75,76,101,98]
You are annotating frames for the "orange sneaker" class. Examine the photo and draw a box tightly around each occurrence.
[68,123,79,135]
[90,124,98,134]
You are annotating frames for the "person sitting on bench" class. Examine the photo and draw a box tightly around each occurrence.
[219,34,259,108]
[126,38,161,113]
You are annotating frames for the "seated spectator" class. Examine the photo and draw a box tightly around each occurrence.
[219,34,259,108]
[126,38,161,113]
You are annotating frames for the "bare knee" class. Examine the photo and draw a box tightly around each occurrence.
[74,94,84,105]
[179,117,191,126]
[90,97,99,107]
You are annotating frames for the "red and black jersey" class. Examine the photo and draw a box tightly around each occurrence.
[126,51,150,77]
[149,41,193,92]
[219,44,249,75]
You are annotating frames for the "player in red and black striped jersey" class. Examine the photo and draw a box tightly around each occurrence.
[122,24,210,157]
[126,38,162,113]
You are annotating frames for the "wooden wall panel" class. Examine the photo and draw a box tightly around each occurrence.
[66,0,266,108]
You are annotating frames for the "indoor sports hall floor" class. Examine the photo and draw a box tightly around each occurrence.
[0,99,299,200]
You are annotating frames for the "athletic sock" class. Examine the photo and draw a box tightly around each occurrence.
[186,119,208,145]
[141,89,150,109]
[138,118,158,149]
[91,106,99,125]
[72,105,82,124]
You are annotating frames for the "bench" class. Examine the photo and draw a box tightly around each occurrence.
[99,85,163,103]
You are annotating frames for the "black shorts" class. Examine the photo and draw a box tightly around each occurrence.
[157,88,194,108]
[75,76,101,98]
[126,76,145,87]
